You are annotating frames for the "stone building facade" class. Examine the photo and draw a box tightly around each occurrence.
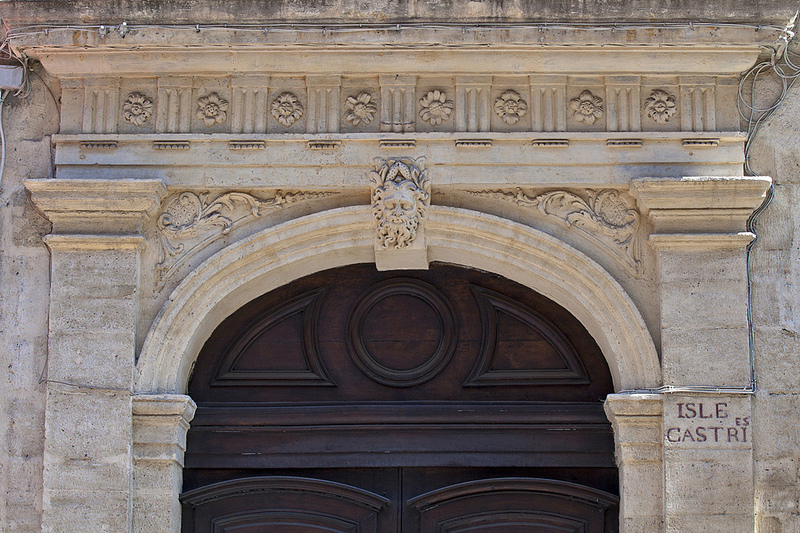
[1,1,799,532]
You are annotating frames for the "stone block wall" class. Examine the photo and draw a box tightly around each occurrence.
[748,83,800,533]
[0,64,57,533]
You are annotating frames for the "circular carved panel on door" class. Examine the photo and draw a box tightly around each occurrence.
[346,278,457,387]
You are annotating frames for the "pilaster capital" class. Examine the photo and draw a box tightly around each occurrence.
[605,393,663,419]
[133,393,197,420]
[630,176,771,234]
[25,178,166,234]
[132,394,197,465]
[605,394,663,464]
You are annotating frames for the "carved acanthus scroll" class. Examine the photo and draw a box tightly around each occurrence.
[470,188,642,275]
[156,190,332,285]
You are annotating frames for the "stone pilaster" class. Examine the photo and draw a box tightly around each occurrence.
[631,176,770,533]
[132,395,196,533]
[632,177,771,387]
[605,394,664,533]
[662,394,753,532]
[26,179,165,533]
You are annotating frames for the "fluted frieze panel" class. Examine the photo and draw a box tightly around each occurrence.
[61,74,736,135]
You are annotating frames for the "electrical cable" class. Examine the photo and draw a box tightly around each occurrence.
[0,89,7,191]
[1,21,791,47]
[621,8,800,397]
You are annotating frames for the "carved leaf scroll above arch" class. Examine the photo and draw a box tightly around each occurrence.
[469,188,643,276]
[156,189,334,287]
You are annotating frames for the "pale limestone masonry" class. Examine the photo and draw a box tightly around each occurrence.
[2,2,800,532]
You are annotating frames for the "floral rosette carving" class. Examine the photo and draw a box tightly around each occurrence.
[494,90,528,125]
[570,90,604,125]
[196,93,229,127]
[345,92,377,127]
[469,188,642,275]
[419,90,454,126]
[645,89,677,125]
[122,92,153,126]
[370,157,430,249]
[271,92,304,127]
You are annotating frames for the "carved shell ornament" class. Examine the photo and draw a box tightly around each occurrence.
[494,90,528,125]
[271,92,304,127]
[122,92,153,126]
[645,89,678,124]
[419,90,454,126]
[345,92,377,126]
[570,90,604,125]
[196,93,229,127]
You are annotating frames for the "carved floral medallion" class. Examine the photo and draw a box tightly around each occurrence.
[196,93,229,127]
[369,157,430,249]
[470,188,642,275]
[419,90,454,126]
[271,92,304,127]
[645,89,678,124]
[344,92,377,126]
[156,190,331,285]
[570,90,604,125]
[494,90,528,125]
[122,92,153,126]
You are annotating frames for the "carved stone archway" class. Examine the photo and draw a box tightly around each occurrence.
[131,204,662,533]
[135,205,660,395]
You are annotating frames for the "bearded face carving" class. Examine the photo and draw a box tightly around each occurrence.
[370,157,430,249]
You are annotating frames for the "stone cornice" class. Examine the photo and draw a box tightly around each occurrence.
[630,176,772,233]
[3,2,796,28]
[26,178,166,234]
[17,40,770,78]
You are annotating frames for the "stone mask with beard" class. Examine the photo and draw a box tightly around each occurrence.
[372,163,428,249]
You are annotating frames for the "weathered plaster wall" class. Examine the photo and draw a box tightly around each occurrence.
[748,82,800,533]
[0,63,56,533]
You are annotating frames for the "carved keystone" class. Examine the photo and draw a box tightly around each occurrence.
[369,156,430,270]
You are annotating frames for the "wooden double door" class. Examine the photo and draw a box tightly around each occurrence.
[181,263,619,532]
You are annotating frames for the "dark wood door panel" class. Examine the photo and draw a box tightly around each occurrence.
[181,475,395,533]
[181,469,619,533]
[183,263,619,532]
[189,263,613,404]
[406,477,618,533]
[185,408,614,469]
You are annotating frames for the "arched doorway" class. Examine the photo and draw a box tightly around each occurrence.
[180,262,619,532]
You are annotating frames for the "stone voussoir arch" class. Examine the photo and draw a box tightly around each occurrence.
[134,205,661,394]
